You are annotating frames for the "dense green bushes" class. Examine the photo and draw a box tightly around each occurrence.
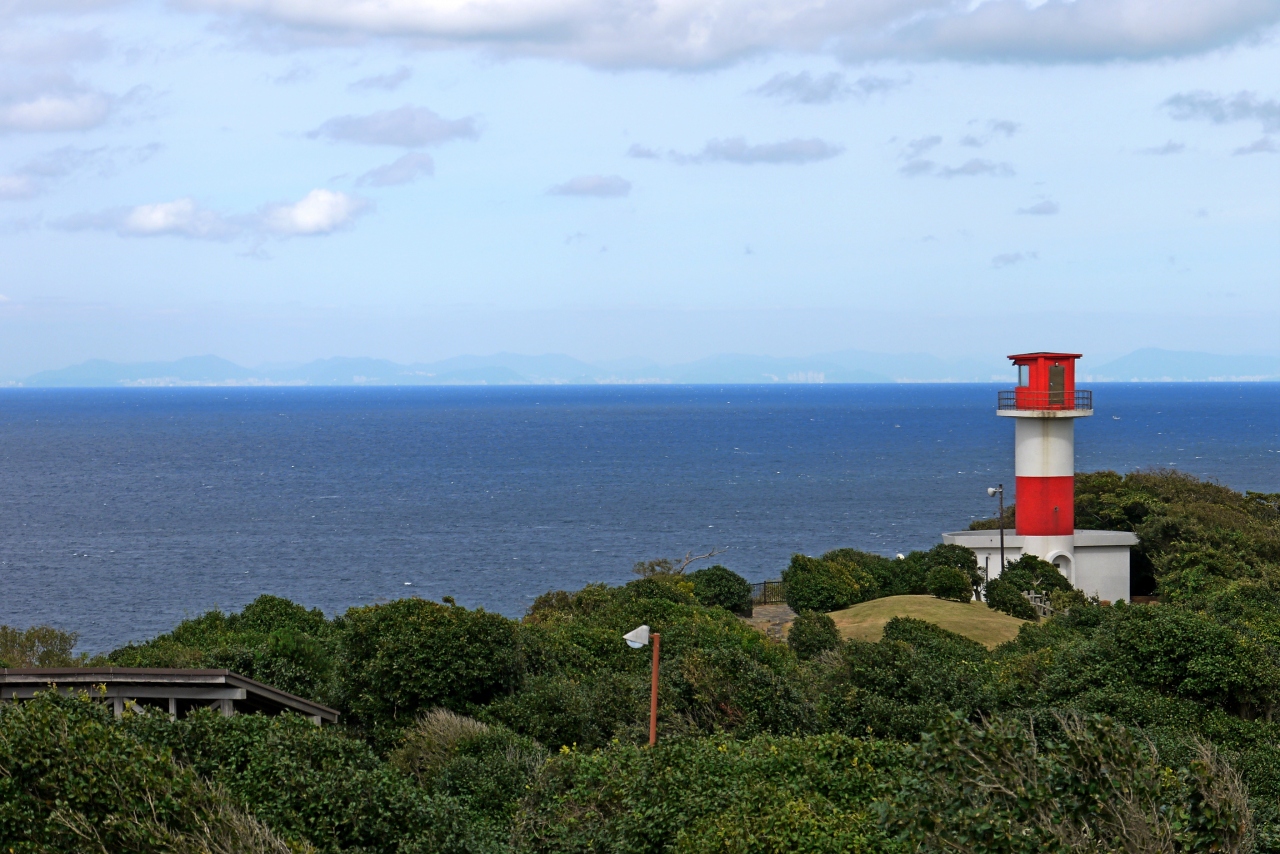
[687,564,752,615]
[513,732,907,853]
[788,610,840,659]
[885,713,1252,853]
[108,594,339,702]
[0,691,296,853]
[336,598,520,740]
[0,624,84,668]
[926,565,973,602]
[784,544,980,613]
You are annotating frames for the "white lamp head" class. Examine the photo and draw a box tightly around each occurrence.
[987,487,998,497]
[623,625,650,649]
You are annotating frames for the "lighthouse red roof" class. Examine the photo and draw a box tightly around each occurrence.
[1007,352,1082,362]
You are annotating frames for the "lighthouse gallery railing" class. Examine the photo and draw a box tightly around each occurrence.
[997,389,1092,412]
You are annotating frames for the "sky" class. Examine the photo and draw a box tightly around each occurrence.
[0,0,1278,378]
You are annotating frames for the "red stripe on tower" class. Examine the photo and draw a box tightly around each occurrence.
[1014,475,1074,535]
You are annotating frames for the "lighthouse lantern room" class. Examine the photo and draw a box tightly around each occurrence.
[942,352,1137,604]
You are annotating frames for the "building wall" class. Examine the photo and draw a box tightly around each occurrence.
[1072,546,1131,604]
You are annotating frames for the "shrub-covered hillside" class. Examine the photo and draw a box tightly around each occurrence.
[2,469,1277,853]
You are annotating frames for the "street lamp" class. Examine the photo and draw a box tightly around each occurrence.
[987,484,1005,578]
[623,624,661,746]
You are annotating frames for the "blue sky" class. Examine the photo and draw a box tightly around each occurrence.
[1,0,1277,377]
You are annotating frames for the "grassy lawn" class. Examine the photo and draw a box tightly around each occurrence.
[828,594,1027,649]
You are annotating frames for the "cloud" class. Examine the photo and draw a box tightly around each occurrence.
[351,66,413,91]
[178,0,1280,67]
[938,158,1014,178]
[626,144,661,159]
[0,174,38,199]
[309,105,478,147]
[58,198,240,239]
[992,251,1038,268]
[1138,140,1186,155]
[960,119,1020,147]
[549,174,631,197]
[752,71,907,105]
[261,189,369,235]
[1017,200,1059,215]
[0,87,111,132]
[1234,136,1277,155]
[57,189,370,241]
[358,152,435,186]
[1163,91,1280,133]
[684,137,843,165]
[755,71,847,104]
[903,135,942,159]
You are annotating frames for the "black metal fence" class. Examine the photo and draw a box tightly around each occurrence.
[751,580,787,605]
[997,389,1092,412]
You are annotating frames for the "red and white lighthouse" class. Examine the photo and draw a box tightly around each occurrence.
[942,351,1137,602]
[999,352,1090,574]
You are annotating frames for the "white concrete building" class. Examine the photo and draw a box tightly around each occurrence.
[941,528,1137,604]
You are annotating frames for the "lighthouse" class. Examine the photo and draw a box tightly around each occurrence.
[942,352,1137,603]
[1001,352,1088,574]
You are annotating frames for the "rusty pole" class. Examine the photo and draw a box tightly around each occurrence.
[649,632,661,746]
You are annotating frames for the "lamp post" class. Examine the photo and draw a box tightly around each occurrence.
[623,624,661,746]
[987,484,1005,576]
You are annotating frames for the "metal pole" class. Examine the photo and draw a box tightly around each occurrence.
[649,632,661,746]
[997,484,1005,573]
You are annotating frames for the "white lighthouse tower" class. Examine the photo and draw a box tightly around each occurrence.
[943,352,1137,603]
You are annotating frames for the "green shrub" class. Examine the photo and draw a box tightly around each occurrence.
[128,707,499,854]
[512,732,907,853]
[392,709,545,830]
[688,565,752,615]
[336,598,519,738]
[927,565,973,602]
[814,618,992,740]
[883,713,1253,853]
[0,624,84,668]
[621,575,698,606]
[783,554,873,613]
[0,690,297,853]
[108,594,338,703]
[985,577,1038,620]
[788,610,841,660]
[1000,553,1073,595]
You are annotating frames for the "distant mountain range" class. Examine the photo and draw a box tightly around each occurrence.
[13,348,1280,387]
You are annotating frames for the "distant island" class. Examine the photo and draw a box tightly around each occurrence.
[10,347,1280,388]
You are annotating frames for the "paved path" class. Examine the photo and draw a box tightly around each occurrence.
[740,603,796,640]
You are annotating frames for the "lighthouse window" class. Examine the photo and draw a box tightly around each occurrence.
[1017,365,1029,386]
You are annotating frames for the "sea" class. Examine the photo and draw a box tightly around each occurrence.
[1,383,1276,653]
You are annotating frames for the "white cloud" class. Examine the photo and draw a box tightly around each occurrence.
[57,198,239,239]
[180,0,1280,68]
[358,152,435,186]
[685,137,843,165]
[0,88,110,132]
[992,250,1038,268]
[753,71,908,104]
[351,66,413,91]
[0,174,38,199]
[1163,91,1280,133]
[1138,140,1186,155]
[1234,137,1277,155]
[938,158,1014,178]
[309,105,478,147]
[549,174,631,197]
[261,189,369,235]
[1017,200,1059,215]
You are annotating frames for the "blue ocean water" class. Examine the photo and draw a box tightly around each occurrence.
[1,383,1276,653]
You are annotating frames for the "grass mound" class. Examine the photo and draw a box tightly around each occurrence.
[828,594,1026,649]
